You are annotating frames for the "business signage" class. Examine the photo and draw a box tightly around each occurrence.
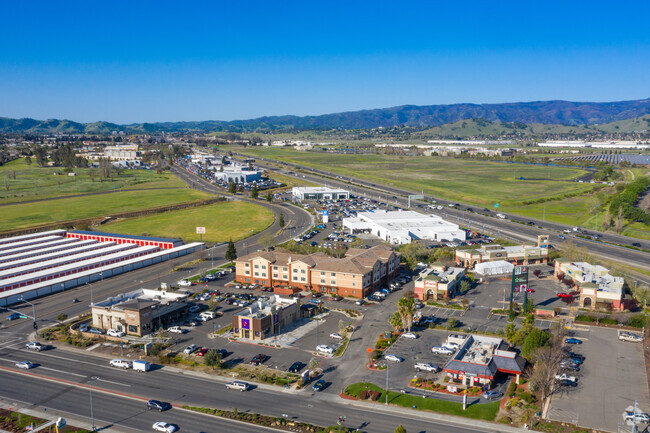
[241,318,250,330]
[510,265,530,313]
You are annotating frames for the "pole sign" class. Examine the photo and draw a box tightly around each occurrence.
[494,203,499,208]
[510,266,529,315]
[196,227,206,234]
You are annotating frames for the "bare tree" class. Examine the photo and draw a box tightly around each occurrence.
[528,340,565,403]
[614,207,624,233]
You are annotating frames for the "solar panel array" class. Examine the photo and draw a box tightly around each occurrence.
[557,153,650,165]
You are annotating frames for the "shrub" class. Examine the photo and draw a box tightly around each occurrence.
[498,416,512,424]
[600,318,618,325]
[628,314,647,328]
[575,314,595,322]
[148,343,164,356]
[56,313,68,322]
[519,392,534,404]
[507,381,517,397]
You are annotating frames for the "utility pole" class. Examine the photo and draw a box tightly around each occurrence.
[18,297,36,330]
[385,360,389,405]
[86,282,94,306]
[89,376,100,432]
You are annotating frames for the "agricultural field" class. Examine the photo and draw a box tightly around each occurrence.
[229,147,592,206]
[0,158,187,204]
[97,200,274,243]
[263,170,318,190]
[0,189,212,232]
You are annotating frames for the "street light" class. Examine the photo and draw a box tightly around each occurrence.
[18,297,36,330]
[85,282,94,306]
[89,376,100,432]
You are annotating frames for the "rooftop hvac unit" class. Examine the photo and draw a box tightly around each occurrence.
[153,295,161,300]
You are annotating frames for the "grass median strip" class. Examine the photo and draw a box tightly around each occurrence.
[343,382,500,421]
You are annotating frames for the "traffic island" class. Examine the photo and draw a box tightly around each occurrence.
[341,383,500,421]
[0,408,89,433]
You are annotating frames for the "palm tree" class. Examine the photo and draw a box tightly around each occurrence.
[397,297,416,332]
[389,311,403,331]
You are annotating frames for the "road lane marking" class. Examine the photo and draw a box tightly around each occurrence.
[38,366,87,378]
[97,377,132,387]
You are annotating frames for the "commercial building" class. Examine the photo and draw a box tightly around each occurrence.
[292,187,350,201]
[413,264,465,301]
[554,259,626,310]
[231,295,302,341]
[234,245,401,299]
[456,242,548,269]
[213,168,262,184]
[443,334,525,390]
[91,288,189,336]
[343,210,466,245]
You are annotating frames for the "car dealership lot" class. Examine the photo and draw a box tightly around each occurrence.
[547,326,649,433]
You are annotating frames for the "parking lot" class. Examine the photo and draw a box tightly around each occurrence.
[547,327,650,433]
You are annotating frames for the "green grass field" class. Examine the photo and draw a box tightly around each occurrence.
[228,147,592,206]
[0,158,187,204]
[0,189,212,232]
[97,201,274,243]
[343,382,499,421]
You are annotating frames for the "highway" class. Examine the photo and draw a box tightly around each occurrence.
[241,155,650,284]
[0,345,512,433]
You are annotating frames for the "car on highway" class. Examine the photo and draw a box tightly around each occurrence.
[632,242,642,247]
[226,381,249,391]
[152,421,177,433]
[312,379,326,392]
[316,345,334,354]
[177,280,192,287]
[329,332,344,340]
[183,344,198,354]
[565,337,582,344]
[25,342,44,351]
[109,359,132,369]
[482,390,504,399]
[167,326,184,334]
[288,362,304,373]
[384,354,404,362]
[7,312,22,320]
[414,362,439,372]
[15,361,34,369]
[402,332,418,339]
[249,354,267,365]
[431,346,454,355]
[147,400,171,411]
[624,412,650,423]
[106,329,125,337]
[558,234,566,240]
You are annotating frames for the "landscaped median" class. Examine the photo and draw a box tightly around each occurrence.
[342,383,500,421]
[182,405,348,433]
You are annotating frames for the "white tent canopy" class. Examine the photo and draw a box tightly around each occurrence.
[474,260,514,276]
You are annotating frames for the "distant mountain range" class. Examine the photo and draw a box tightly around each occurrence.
[1,98,650,134]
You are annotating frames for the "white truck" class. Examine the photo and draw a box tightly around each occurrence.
[132,360,151,372]
[555,373,577,382]
[619,332,643,343]
[496,213,506,219]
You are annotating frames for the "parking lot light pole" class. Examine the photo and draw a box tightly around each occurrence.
[385,361,389,405]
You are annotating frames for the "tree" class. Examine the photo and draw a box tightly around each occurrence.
[397,296,416,332]
[505,323,517,344]
[251,185,259,199]
[395,426,407,433]
[399,241,427,270]
[389,311,403,331]
[25,155,31,166]
[208,296,220,312]
[225,239,237,261]
[614,206,624,233]
[228,181,236,194]
[446,317,458,330]
[459,280,471,295]
[307,357,321,376]
[521,328,551,361]
[204,349,223,369]
[528,342,565,403]
[279,212,285,228]
[265,192,272,202]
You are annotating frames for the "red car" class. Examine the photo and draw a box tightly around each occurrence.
[557,292,572,298]
[526,288,535,293]
[197,348,209,357]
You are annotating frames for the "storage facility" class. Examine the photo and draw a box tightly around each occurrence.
[0,230,203,306]
[343,210,466,244]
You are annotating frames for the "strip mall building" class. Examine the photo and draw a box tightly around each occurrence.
[234,245,401,298]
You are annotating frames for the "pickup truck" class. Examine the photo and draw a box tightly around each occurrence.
[25,342,44,351]
[619,332,643,343]
[555,373,577,382]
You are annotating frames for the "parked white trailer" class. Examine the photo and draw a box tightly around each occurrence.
[132,360,150,372]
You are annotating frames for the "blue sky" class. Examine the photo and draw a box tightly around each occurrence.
[1,1,649,123]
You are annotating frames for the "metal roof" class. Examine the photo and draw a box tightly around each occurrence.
[69,230,181,244]
[0,239,87,262]
[0,241,114,270]
[0,229,66,246]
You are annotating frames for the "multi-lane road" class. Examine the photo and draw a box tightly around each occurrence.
[242,155,650,284]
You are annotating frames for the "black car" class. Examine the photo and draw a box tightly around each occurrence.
[312,379,326,392]
[288,362,304,373]
[250,354,267,366]
[632,242,642,247]
[558,379,577,388]
[147,400,171,411]
[567,352,585,361]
